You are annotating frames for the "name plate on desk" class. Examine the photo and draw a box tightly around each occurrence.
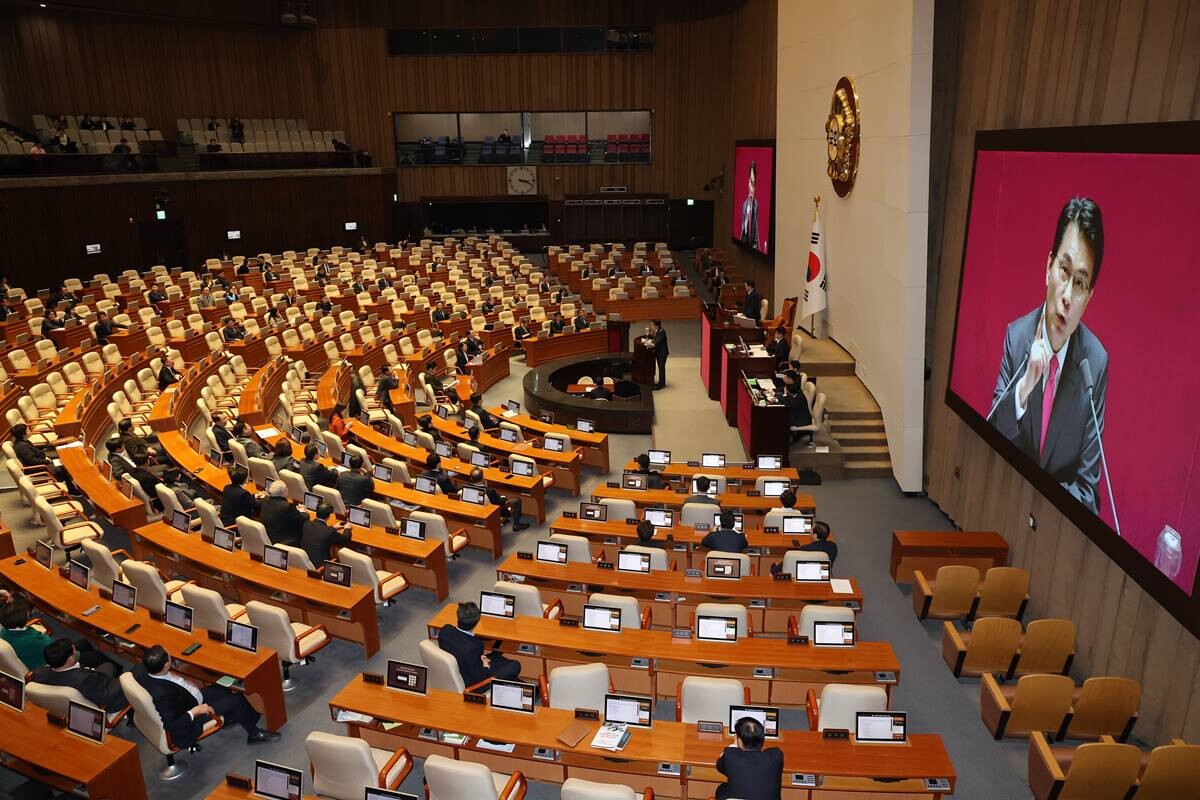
[749,598,766,608]
[764,526,779,533]
[207,630,226,643]
[684,568,702,578]
[671,628,692,639]
[596,561,614,570]
[789,635,809,645]
[696,721,723,735]
[925,778,952,792]
[606,482,620,488]
[654,592,671,602]
[773,573,792,582]
[694,523,711,531]
[463,692,487,705]
[746,490,762,497]
[517,643,539,655]
[516,551,533,560]
[625,518,639,525]
[362,672,384,685]
[874,671,898,684]
[686,461,700,467]
[562,511,578,519]
[823,728,850,740]
[574,708,600,721]
[226,774,253,790]
[559,617,579,627]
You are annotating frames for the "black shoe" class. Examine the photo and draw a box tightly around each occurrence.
[513,522,529,532]
[247,729,281,745]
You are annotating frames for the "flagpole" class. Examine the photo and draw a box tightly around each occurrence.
[806,196,821,339]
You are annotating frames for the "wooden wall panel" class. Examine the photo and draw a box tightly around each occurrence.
[926,0,1200,746]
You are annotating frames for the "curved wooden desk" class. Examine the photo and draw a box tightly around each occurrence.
[491,406,610,472]
[589,485,813,520]
[624,459,799,486]
[522,328,611,368]
[429,413,583,496]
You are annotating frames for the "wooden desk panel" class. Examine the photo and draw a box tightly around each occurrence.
[523,329,610,368]
[494,407,610,472]
[58,445,145,530]
[466,346,511,393]
[890,530,1010,582]
[603,294,701,322]
[430,414,583,496]
[589,485,813,518]
[623,460,797,484]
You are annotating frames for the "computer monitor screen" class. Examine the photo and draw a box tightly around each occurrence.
[170,510,191,533]
[111,580,137,610]
[782,515,811,534]
[324,561,352,587]
[729,705,780,738]
[702,453,726,468]
[164,600,193,632]
[347,506,372,528]
[696,615,739,641]
[345,221,358,231]
[714,512,743,532]
[303,492,321,511]
[340,451,355,468]
[67,560,89,590]
[402,432,418,447]
[648,449,670,466]
[580,502,607,521]
[462,417,477,431]
[535,541,568,563]
[253,760,304,800]
[577,418,596,433]
[263,545,289,571]
[67,700,105,743]
[691,478,717,497]
[435,405,449,420]
[289,426,304,443]
[644,508,674,528]
[489,679,536,713]
[0,670,24,711]
[622,472,648,490]
[506,400,520,413]
[511,459,534,477]
[208,449,224,468]
[414,476,437,494]
[542,437,564,452]
[762,480,789,498]
[795,561,831,581]
[706,557,742,579]
[617,551,651,573]
[435,442,453,458]
[756,455,782,470]
[315,440,327,456]
[214,527,237,551]
[365,790,418,800]
[33,540,53,569]
[373,464,393,482]
[226,619,259,652]
[604,693,652,727]
[460,485,486,505]
[813,620,856,647]
[470,451,490,467]
[582,604,622,632]
[856,712,907,743]
[479,591,515,618]
[386,660,428,694]
[401,519,426,540]
[499,427,518,443]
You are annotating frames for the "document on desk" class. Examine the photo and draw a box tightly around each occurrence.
[255,426,280,440]
[476,739,516,753]
[830,578,853,594]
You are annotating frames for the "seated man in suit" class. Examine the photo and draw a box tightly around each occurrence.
[147,286,168,304]
[259,480,305,546]
[210,412,234,458]
[230,420,262,459]
[465,330,484,357]
[715,716,784,800]
[635,520,665,549]
[128,454,164,508]
[422,362,445,396]
[296,443,337,489]
[301,503,352,567]
[161,467,198,510]
[431,301,451,323]
[437,602,521,686]
[769,327,790,365]
[787,383,813,443]
[772,489,798,514]
[269,440,297,475]
[421,454,457,496]
[686,475,721,506]
[573,313,590,332]
[467,467,529,531]
[701,511,748,553]
[548,311,566,334]
[631,454,665,489]
[467,394,499,430]
[335,455,375,507]
[117,418,159,463]
[31,639,126,710]
[40,308,66,338]
[220,318,245,342]
[92,310,128,346]
[133,645,279,747]
[799,521,838,565]
[157,359,183,391]
[106,438,137,481]
[511,321,532,348]
[219,467,260,526]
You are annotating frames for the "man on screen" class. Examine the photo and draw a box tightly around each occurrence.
[739,161,759,249]
[990,196,1108,514]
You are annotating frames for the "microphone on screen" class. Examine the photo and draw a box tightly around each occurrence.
[984,352,1029,423]
[1080,357,1120,537]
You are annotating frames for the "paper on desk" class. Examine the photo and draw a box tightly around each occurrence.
[255,426,280,439]
[57,440,84,449]
[830,579,853,594]
[335,709,375,725]
[476,739,517,753]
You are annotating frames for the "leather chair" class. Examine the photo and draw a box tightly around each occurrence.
[694,602,750,638]
[541,663,610,711]
[561,778,654,800]
[338,548,407,604]
[417,639,491,694]
[245,600,330,691]
[495,581,562,619]
[119,672,223,780]
[588,593,649,629]
[676,676,749,723]
[304,731,412,800]
[423,753,526,800]
[805,684,889,731]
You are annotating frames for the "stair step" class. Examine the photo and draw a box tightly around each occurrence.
[845,460,893,477]
[835,431,887,444]
[825,409,882,420]
[843,445,890,462]
[829,420,884,433]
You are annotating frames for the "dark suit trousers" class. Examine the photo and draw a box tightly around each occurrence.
[655,354,667,387]
[201,684,260,735]
[489,653,521,681]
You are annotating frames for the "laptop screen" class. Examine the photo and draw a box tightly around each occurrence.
[701,453,725,468]
[170,510,191,533]
[460,485,487,505]
[644,507,673,528]
[340,451,355,467]
[489,679,536,713]
[226,619,259,653]
[622,472,648,490]
[539,411,555,424]
[303,492,321,511]
[511,459,534,477]
[706,557,742,579]
[263,545,289,571]
[583,604,622,632]
[813,620,856,647]
[762,480,789,498]
[402,432,418,447]
[604,693,652,728]
[499,427,519,443]
[323,561,352,587]
[401,518,426,540]
[386,660,428,695]
[347,506,371,528]
[214,527,237,551]
[66,700,105,743]
[696,615,739,642]
[414,476,437,494]
[542,437,564,452]
[0,670,24,712]
[580,502,607,521]
[253,761,304,800]
[479,591,515,618]
[729,705,780,738]
[756,455,783,470]
[111,580,137,610]
[33,540,53,569]
[856,712,907,743]
[795,561,830,581]
[506,400,520,413]
[782,515,811,534]
[365,790,419,800]
[470,451,490,467]
[535,541,568,564]
[647,449,670,466]
[373,464,393,482]
[435,442,453,458]
[577,418,596,433]
[617,551,651,573]
[67,560,90,590]
[164,600,193,633]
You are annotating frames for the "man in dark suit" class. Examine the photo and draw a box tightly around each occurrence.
[147,286,167,304]
[549,312,566,334]
[467,394,499,430]
[128,454,163,505]
[93,311,127,346]
[511,321,531,348]
[133,645,279,747]
[117,418,158,462]
[465,330,484,357]
[259,481,305,545]
[648,319,669,390]
[300,503,352,567]
[769,327,789,365]
[632,454,665,489]
[296,444,337,489]
[573,313,590,332]
[336,455,375,506]
[220,318,245,342]
[635,520,665,549]
[421,454,457,495]
[715,716,783,800]
[431,301,450,323]
[157,360,182,391]
[31,639,126,710]
[786,383,813,443]
[989,197,1107,514]
[437,602,521,686]
[742,280,762,321]
[798,521,838,565]
[467,467,529,531]
[685,475,721,506]
[210,412,234,458]
[219,467,259,525]
[701,511,748,553]
[738,161,760,251]
[106,438,137,480]
[40,309,65,338]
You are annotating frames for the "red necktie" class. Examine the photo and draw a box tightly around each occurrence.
[1039,356,1059,458]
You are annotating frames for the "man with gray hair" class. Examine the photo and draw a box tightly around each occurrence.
[259,479,305,546]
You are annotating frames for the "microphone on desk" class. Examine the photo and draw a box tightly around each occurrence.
[738,336,748,353]
[1080,358,1120,536]
[984,352,1029,423]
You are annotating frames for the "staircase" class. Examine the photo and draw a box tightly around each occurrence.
[828,409,892,478]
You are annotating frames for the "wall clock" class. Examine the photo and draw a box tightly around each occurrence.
[507,165,538,195]
[826,76,861,198]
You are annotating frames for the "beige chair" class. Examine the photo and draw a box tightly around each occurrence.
[913,565,981,620]
[805,684,888,732]
[694,602,750,638]
[25,682,130,727]
[304,731,412,800]
[119,671,223,779]
[80,539,128,590]
[542,663,610,711]
[942,616,1022,678]
[588,593,648,629]
[796,605,855,639]
[496,581,562,619]
[1028,732,1141,800]
[981,672,1074,740]
[622,544,669,572]
[36,495,102,556]
[598,498,636,521]
[417,638,491,694]
[244,600,330,690]
[121,559,188,614]
[235,516,271,559]
[411,509,469,558]
[548,532,594,564]
[180,584,246,634]
[560,779,655,800]
[676,676,749,723]
[338,548,407,604]
[423,753,526,800]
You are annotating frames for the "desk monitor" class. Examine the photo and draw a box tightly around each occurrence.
[111,580,137,610]
[366,790,418,800]
[490,679,536,713]
[214,527,237,551]
[373,464,393,483]
[208,449,225,468]
[539,411,555,424]
[511,459,534,478]
[580,502,607,521]
[536,541,568,564]
[303,491,321,511]
[696,614,739,642]
[762,479,790,498]
[359,411,372,425]
[506,400,520,413]
[263,545,289,571]
[729,705,780,738]
[170,509,192,533]
[756,455,783,470]
[691,478,718,497]
[460,485,487,505]
[164,600,194,633]
[67,560,90,590]
[33,539,53,569]
[340,451,355,468]
[706,557,742,580]
[648,449,671,466]
[435,441,453,458]
[345,221,357,232]
[386,660,428,694]
[347,505,372,528]
[253,760,304,800]
[577,418,596,433]
[782,515,811,534]
[713,511,743,532]
[622,472,648,491]
[0,670,24,711]
[401,518,426,540]
[617,551,651,573]
[226,619,259,653]
[414,476,437,494]
[795,561,831,582]
[188,434,203,454]
[644,507,674,528]
[324,561,352,587]
[499,427,519,443]
[604,693,652,728]
[813,620,856,647]
[542,437,565,452]
[479,590,516,619]
[435,405,449,420]
[402,432,418,447]
[66,700,105,744]
[702,452,726,469]
[856,711,907,743]
[470,451,490,467]
[582,604,622,632]
[315,440,328,457]
[289,426,304,444]
[462,417,477,432]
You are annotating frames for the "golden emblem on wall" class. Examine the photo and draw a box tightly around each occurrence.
[825,76,861,197]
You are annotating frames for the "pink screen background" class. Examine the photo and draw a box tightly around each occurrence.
[731,145,774,256]
[950,150,1200,594]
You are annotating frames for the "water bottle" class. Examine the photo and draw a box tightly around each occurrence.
[1154,525,1182,580]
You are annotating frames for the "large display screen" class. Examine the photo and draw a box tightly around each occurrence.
[731,141,775,258]
[947,122,1200,620]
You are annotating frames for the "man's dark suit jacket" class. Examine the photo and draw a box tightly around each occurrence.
[789,393,813,427]
[31,665,126,710]
[128,466,161,499]
[742,290,762,321]
[437,624,489,686]
[297,458,337,489]
[108,452,136,480]
[800,539,838,565]
[685,494,720,507]
[422,469,457,496]
[132,665,210,748]
[549,320,565,334]
[474,406,499,430]
[300,519,352,568]
[991,306,1107,514]
[336,470,375,507]
[770,338,789,364]
[211,424,233,454]
[652,329,669,358]
[715,745,784,800]
[41,318,64,338]
[158,365,181,391]
[701,528,748,553]
[259,496,305,545]
[219,484,259,525]
[94,319,124,344]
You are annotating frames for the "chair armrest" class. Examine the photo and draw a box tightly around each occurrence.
[292,624,328,660]
[591,549,606,564]
[378,745,412,789]
[104,703,133,729]
[641,605,653,629]
[1027,731,1063,800]
[912,569,933,619]
[538,674,549,708]
[109,549,132,561]
[787,615,799,639]
[942,622,967,677]
[499,771,526,800]
[805,688,819,730]
[980,673,1010,739]
[543,599,564,620]
[464,676,493,694]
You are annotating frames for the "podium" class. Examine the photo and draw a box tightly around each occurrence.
[701,303,764,400]
[721,343,779,425]
[631,337,656,384]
